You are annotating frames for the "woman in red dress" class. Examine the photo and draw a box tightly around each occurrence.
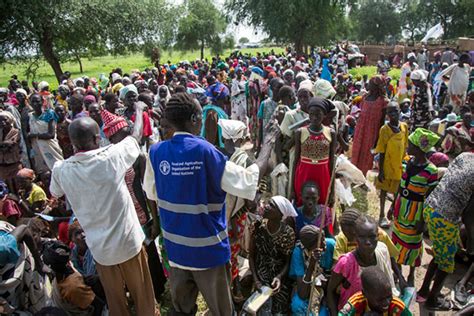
[293,97,337,207]
[351,75,388,176]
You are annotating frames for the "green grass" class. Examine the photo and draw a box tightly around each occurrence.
[0,47,285,90]
[350,66,401,83]
[1,48,401,91]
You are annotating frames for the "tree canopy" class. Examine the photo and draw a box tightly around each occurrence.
[226,0,348,55]
[0,0,175,81]
[175,0,227,60]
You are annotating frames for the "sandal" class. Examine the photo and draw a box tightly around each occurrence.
[416,294,427,303]
[425,297,454,311]
[379,217,391,229]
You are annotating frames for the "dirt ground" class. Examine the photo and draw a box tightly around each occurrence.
[158,179,468,315]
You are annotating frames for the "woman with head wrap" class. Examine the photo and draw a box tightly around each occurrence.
[202,80,230,148]
[249,195,296,314]
[389,128,440,286]
[0,111,22,186]
[15,167,48,216]
[397,52,419,101]
[121,84,153,146]
[410,69,433,132]
[313,78,336,100]
[27,93,64,173]
[293,97,337,208]
[351,75,389,176]
[55,84,70,110]
[217,118,254,301]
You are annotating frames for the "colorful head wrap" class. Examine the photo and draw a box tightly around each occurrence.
[119,84,138,100]
[83,95,96,104]
[206,82,229,103]
[408,128,440,152]
[429,152,449,167]
[251,66,264,77]
[368,75,386,96]
[17,168,35,180]
[112,83,124,94]
[101,110,129,138]
[217,61,227,71]
[0,232,20,266]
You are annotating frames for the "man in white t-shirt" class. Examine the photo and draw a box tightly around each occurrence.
[50,114,156,316]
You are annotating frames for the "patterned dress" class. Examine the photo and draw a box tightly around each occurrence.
[253,219,295,314]
[391,159,438,267]
[294,126,331,206]
[351,96,387,176]
[410,84,433,132]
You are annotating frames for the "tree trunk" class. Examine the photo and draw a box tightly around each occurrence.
[200,41,205,61]
[295,37,304,57]
[39,26,63,82]
[75,53,83,73]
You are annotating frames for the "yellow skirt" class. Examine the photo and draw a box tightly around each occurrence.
[375,178,400,194]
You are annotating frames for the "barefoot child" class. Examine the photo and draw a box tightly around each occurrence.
[390,128,440,286]
[375,103,409,228]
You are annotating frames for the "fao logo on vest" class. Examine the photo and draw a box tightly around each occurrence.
[159,161,170,175]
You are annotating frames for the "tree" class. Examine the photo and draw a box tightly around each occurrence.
[350,0,401,43]
[0,0,175,82]
[223,35,236,50]
[175,0,227,60]
[238,37,250,44]
[226,0,349,55]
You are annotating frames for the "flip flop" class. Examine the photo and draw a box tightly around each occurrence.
[416,294,427,303]
[425,297,454,311]
[379,217,391,229]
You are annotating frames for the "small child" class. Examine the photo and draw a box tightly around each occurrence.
[339,266,412,316]
[375,103,409,228]
[333,208,400,263]
[390,128,440,286]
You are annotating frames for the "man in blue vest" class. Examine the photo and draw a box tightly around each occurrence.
[144,93,276,315]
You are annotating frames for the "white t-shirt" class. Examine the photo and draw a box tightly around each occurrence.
[50,136,145,266]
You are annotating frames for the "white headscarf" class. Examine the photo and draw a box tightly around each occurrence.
[298,79,314,93]
[410,69,428,81]
[218,119,247,142]
[38,81,49,91]
[271,195,298,220]
[313,79,336,99]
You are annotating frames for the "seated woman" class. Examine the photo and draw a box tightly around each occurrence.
[15,168,47,216]
[43,241,105,316]
[287,181,335,271]
[327,215,399,316]
[289,225,328,315]
[249,195,297,315]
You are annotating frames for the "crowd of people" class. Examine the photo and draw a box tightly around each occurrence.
[0,45,473,316]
